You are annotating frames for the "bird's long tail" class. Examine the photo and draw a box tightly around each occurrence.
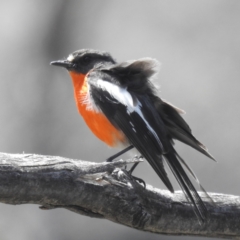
[164,148,208,222]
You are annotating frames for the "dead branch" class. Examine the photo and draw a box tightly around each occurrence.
[0,152,239,239]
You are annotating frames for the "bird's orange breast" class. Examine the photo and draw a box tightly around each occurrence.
[69,71,126,147]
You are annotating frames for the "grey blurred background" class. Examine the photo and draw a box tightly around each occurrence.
[0,0,239,239]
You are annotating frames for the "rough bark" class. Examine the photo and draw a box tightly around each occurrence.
[0,152,239,239]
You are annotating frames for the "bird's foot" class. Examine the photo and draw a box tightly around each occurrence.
[130,175,146,188]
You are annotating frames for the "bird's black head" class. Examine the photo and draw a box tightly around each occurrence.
[50,49,116,74]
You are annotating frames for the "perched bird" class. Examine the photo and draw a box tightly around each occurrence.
[51,49,215,222]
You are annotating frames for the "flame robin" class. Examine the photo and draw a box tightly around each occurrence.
[51,49,215,222]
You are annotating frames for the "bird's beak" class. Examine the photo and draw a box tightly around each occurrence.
[50,59,73,69]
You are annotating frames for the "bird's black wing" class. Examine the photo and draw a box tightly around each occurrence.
[87,69,174,193]
[109,58,215,160]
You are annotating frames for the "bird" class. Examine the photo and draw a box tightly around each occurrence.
[50,49,215,222]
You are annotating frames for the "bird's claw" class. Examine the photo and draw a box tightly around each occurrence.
[130,175,146,188]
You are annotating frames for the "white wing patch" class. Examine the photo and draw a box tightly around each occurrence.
[95,79,163,149]
[96,79,134,108]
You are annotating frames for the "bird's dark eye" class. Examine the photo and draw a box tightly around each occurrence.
[81,55,91,64]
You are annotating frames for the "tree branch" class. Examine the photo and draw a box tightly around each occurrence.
[0,152,239,239]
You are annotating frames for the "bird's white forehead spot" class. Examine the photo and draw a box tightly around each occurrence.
[67,54,74,62]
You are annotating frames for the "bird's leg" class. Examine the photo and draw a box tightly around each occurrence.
[128,161,140,174]
[106,145,134,162]
[128,156,146,188]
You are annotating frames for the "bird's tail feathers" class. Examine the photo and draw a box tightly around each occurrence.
[164,150,208,222]
[143,152,174,193]
[176,152,215,204]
